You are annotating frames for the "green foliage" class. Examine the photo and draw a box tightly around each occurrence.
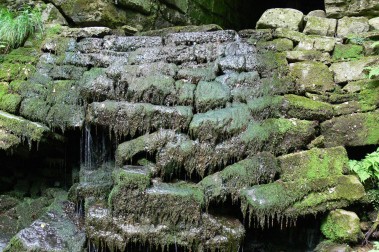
[369,241,379,252]
[364,66,379,79]
[349,148,379,183]
[0,6,43,52]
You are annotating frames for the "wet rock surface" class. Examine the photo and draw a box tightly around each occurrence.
[2,4,379,249]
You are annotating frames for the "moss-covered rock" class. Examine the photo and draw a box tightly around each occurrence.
[241,118,318,155]
[278,147,348,182]
[256,38,294,52]
[241,175,365,227]
[110,181,204,226]
[87,101,193,137]
[321,209,364,243]
[332,44,363,61]
[314,240,352,252]
[195,80,230,112]
[289,61,335,93]
[256,8,304,31]
[285,50,331,64]
[199,152,279,203]
[0,110,50,145]
[303,16,337,36]
[321,111,379,147]
[336,17,370,38]
[329,56,379,83]
[86,204,244,252]
[189,103,251,142]
[282,94,335,121]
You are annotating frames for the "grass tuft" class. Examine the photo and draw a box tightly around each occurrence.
[0,6,43,52]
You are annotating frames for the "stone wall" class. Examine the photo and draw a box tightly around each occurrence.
[1,3,379,251]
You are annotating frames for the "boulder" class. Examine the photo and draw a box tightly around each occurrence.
[86,101,193,136]
[256,8,304,31]
[321,111,379,147]
[289,61,335,93]
[321,209,364,243]
[41,3,68,26]
[303,16,337,37]
[199,153,279,203]
[336,17,370,38]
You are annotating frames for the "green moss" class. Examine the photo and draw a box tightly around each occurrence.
[284,94,334,120]
[241,175,364,227]
[332,44,363,61]
[247,96,283,118]
[195,81,230,112]
[289,61,335,93]
[279,147,348,182]
[0,93,22,113]
[321,209,363,243]
[365,111,379,144]
[0,63,35,82]
[0,110,48,143]
[112,166,152,190]
[189,103,251,142]
[199,153,279,203]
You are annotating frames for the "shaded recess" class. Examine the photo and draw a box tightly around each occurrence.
[235,0,325,30]
[0,130,81,196]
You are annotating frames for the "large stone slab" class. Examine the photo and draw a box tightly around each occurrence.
[240,175,365,227]
[321,111,379,147]
[336,17,370,38]
[87,101,193,136]
[86,205,244,252]
[330,56,379,83]
[256,8,304,31]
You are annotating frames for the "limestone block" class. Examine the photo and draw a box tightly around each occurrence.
[337,17,370,38]
[303,16,337,36]
[256,8,304,31]
[329,56,379,83]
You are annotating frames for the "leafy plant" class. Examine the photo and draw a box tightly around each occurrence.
[0,6,43,52]
[369,241,379,252]
[349,148,379,183]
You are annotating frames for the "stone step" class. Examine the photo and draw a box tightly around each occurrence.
[109,181,204,226]
[240,175,365,228]
[87,204,244,252]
